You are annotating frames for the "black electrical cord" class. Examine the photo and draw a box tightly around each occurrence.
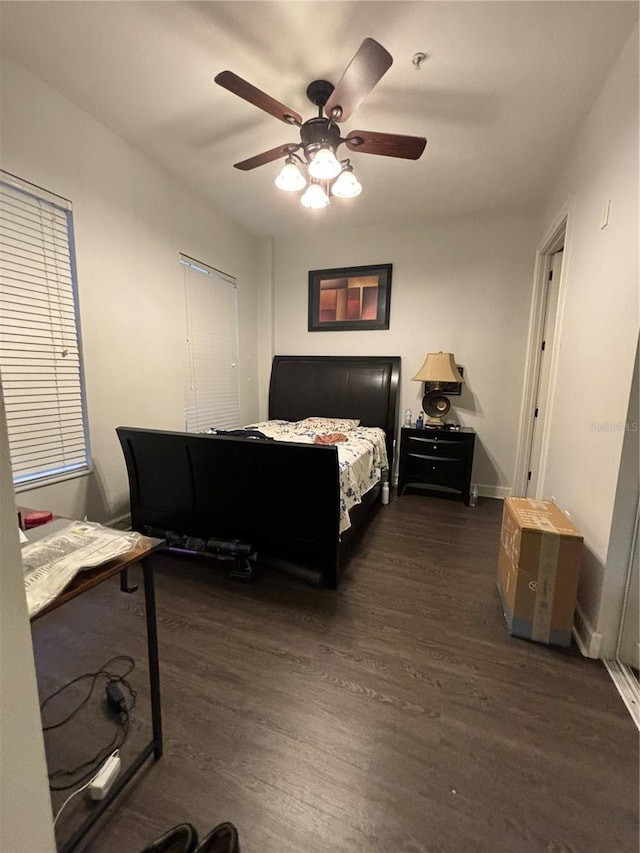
[40,655,137,791]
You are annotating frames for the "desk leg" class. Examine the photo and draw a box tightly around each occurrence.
[142,556,163,759]
[120,568,139,593]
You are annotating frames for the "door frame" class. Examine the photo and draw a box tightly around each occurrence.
[513,205,571,497]
[526,248,563,497]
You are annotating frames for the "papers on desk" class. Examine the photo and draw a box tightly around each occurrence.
[22,522,140,617]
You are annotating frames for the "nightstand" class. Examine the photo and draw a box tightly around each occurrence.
[397,425,476,505]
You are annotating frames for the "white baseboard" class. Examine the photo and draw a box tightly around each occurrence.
[573,601,604,658]
[107,512,131,530]
[476,485,512,500]
[390,479,512,500]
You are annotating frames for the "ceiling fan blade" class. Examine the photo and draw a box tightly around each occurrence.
[215,71,302,126]
[234,144,299,171]
[324,38,393,123]
[345,130,427,160]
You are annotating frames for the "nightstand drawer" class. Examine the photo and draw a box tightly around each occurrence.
[403,433,472,459]
[404,453,465,490]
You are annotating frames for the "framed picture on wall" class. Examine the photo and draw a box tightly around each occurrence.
[308,263,392,331]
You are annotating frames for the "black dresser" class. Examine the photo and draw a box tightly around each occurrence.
[398,425,476,505]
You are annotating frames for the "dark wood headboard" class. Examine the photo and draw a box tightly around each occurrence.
[268,355,401,470]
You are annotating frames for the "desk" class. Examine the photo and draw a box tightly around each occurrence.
[29,523,164,853]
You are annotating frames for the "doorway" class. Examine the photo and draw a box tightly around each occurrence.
[526,248,563,496]
[514,217,566,497]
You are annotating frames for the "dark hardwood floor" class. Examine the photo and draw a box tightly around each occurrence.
[33,495,639,853]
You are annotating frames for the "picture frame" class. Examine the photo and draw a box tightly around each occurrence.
[425,366,464,396]
[308,263,392,331]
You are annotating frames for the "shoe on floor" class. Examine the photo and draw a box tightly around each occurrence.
[196,821,240,853]
[141,822,199,853]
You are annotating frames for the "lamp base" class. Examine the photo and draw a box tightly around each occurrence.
[422,390,451,420]
[425,415,445,426]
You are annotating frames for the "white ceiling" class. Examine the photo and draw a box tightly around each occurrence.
[1,1,637,237]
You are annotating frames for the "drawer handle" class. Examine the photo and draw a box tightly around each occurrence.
[409,453,461,463]
[408,436,463,445]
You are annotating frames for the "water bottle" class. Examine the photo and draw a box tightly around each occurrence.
[469,485,479,507]
[404,409,412,427]
[381,481,390,505]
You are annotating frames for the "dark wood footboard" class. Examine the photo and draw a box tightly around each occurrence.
[117,355,400,588]
[117,427,344,587]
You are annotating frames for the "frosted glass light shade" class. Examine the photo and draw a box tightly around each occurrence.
[308,147,341,180]
[275,160,306,191]
[300,182,330,209]
[332,168,362,198]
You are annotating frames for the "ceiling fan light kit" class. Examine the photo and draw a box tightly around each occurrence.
[214,38,427,211]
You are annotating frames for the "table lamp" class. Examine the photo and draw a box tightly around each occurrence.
[411,352,464,424]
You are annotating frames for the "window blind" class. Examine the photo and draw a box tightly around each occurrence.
[0,173,90,488]
[181,254,240,432]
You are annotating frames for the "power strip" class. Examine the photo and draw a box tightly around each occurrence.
[89,751,121,800]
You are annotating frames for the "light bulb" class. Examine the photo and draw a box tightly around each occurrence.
[332,167,362,198]
[308,147,341,180]
[300,182,330,209]
[275,158,306,191]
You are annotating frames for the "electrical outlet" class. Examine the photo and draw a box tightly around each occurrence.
[600,199,611,229]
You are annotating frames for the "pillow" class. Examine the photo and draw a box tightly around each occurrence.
[297,416,360,432]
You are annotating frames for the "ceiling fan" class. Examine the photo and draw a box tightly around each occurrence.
[214,38,427,208]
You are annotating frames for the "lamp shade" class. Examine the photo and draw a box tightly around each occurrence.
[300,182,330,209]
[275,159,306,191]
[411,352,464,384]
[308,146,342,180]
[332,167,362,198]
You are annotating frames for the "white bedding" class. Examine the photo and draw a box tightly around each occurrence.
[243,420,389,533]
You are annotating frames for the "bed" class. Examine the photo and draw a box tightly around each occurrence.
[116,355,401,588]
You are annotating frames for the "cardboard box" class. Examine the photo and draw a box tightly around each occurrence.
[497,497,582,647]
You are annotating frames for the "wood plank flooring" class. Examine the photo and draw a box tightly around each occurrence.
[32,495,639,853]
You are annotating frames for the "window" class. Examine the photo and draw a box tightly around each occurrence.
[181,253,240,431]
[0,172,90,489]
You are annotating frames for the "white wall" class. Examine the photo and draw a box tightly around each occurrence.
[0,387,56,853]
[273,209,539,491]
[0,57,263,523]
[535,26,639,652]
